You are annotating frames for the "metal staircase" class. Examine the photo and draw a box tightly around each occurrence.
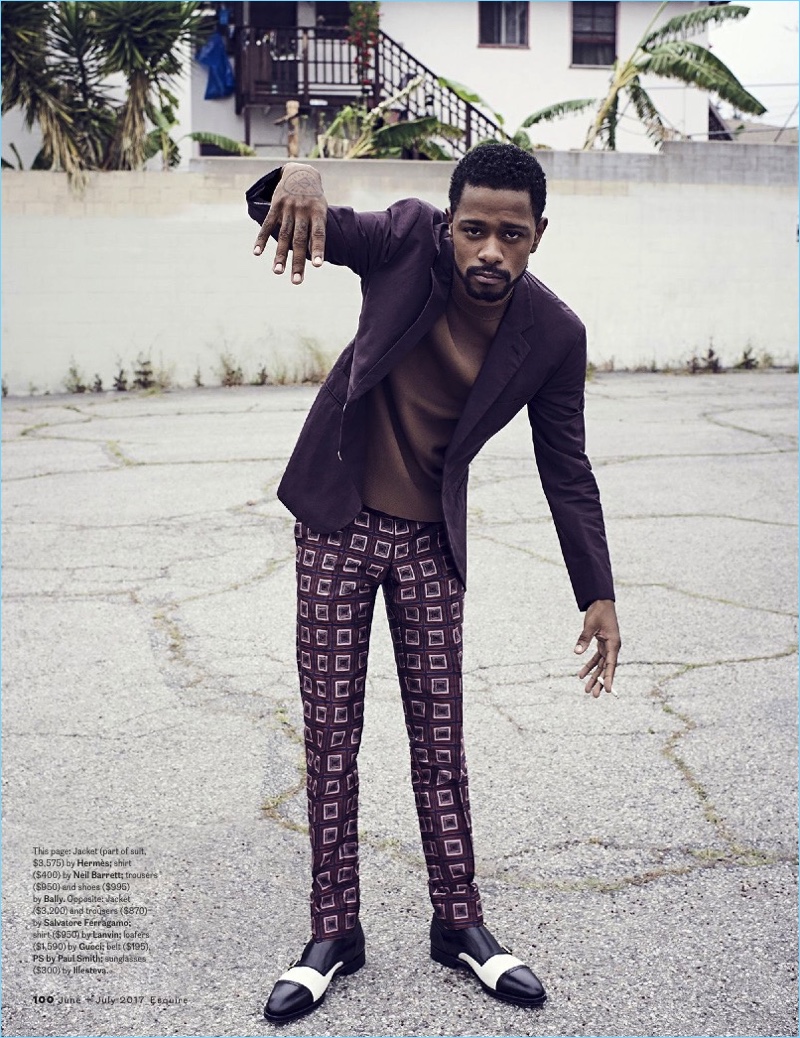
[236,25,503,156]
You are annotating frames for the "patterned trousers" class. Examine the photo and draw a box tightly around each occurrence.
[294,507,484,939]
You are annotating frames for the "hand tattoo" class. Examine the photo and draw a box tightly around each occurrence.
[283,170,323,198]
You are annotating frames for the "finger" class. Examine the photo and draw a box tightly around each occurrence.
[273,218,294,275]
[574,627,595,654]
[602,648,619,695]
[584,669,601,695]
[291,219,310,284]
[253,210,278,256]
[578,651,602,679]
[310,214,326,266]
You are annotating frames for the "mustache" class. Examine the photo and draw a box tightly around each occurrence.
[466,266,510,282]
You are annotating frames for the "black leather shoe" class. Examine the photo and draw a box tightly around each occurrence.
[264,922,366,1023]
[430,915,546,1007]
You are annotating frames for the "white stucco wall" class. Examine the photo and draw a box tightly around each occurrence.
[2,145,796,396]
[378,0,709,152]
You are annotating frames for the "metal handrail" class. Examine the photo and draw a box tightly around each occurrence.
[235,25,505,156]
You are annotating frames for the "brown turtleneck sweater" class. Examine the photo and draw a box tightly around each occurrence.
[360,277,511,521]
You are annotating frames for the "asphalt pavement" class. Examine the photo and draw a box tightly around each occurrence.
[2,371,797,1038]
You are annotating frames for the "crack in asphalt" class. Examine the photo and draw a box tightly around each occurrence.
[3,381,796,906]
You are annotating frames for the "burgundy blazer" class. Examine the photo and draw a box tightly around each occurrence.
[246,170,614,610]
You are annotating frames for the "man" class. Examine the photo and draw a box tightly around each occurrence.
[247,143,621,1023]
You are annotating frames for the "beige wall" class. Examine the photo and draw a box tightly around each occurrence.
[2,145,797,395]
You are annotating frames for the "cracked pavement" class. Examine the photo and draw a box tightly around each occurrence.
[2,372,797,1037]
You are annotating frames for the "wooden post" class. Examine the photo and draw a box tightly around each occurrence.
[274,99,301,157]
[301,29,310,108]
[372,36,381,109]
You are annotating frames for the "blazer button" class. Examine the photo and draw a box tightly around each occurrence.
[337,450,342,461]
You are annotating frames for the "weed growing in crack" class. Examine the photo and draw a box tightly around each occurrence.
[132,355,155,390]
[64,361,88,394]
[217,353,244,387]
[734,346,758,370]
[687,346,722,374]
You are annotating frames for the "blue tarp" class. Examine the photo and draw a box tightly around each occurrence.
[196,31,235,100]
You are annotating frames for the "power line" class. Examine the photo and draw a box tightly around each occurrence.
[775,101,800,140]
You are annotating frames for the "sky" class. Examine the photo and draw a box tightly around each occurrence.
[707,0,799,127]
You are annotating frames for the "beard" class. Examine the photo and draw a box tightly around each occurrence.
[456,264,526,302]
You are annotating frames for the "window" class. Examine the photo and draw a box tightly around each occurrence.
[479,2,528,47]
[315,2,350,28]
[572,2,617,66]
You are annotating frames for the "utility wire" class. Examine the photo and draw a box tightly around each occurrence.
[774,101,799,140]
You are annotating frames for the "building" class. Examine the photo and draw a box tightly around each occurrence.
[188,1,714,158]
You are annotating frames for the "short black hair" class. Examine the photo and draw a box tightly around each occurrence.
[449,142,547,221]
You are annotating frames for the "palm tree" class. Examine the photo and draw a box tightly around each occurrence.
[88,1,205,170]
[580,2,766,149]
[2,1,253,174]
[1,2,89,175]
[49,2,117,169]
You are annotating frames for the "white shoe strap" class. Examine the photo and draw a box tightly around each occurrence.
[458,952,525,990]
[279,962,342,1001]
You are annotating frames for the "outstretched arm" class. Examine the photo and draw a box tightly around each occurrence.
[252,162,328,284]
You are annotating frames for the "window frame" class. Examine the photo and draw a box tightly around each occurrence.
[570,1,618,68]
[477,1,530,50]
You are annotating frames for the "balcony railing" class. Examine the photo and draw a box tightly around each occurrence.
[235,25,503,157]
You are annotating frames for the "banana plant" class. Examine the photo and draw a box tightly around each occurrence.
[316,74,463,159]
[145,100,255,168]
[581,2,765,149]
[441,4,765,152]
[438,77,595,151]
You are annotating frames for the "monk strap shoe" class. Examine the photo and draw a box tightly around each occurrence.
[430,915,546,1007]
[264,922,366,1023]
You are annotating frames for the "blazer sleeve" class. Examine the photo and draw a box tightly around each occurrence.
[527,326,615,611]
[245,167,426,279]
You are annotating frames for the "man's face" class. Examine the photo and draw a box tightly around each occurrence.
[447,184,548,303]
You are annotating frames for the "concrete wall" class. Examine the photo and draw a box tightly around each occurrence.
[2,143,797,395]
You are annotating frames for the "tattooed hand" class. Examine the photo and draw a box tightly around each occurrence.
[253,163,328,284]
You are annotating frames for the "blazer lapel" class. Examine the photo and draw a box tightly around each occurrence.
[447,277,536,457]
[348,240,453,402]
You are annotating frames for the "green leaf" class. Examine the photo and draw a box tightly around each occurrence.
[366,117,462,160]
[150,106,175,133]
[437,75,505,125]
[626,80,669,143]
[184,131,256,156]
[510,129,533,152]
[437,75,485,107]
[638,39,766,115]
[644,4,752,48]
[520,98,597,128]
[416,140,452,161]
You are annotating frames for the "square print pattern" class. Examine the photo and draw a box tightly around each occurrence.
[295,509,483,938]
